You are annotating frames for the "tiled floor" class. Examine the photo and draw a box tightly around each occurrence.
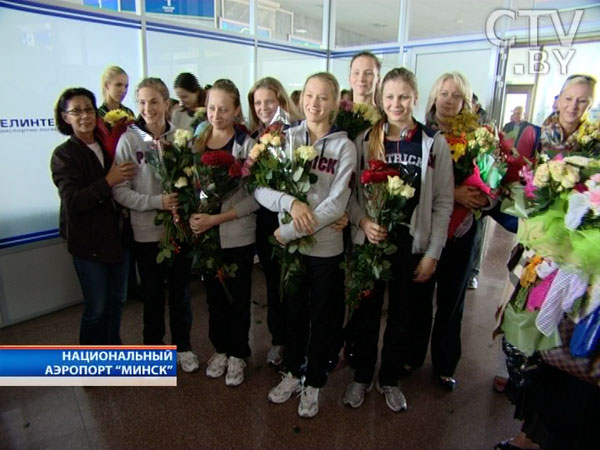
[0,220,521,450]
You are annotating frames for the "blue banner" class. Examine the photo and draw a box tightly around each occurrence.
[0,347,177,378]
[146,0,214,17]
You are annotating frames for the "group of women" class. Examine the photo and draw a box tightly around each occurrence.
[50,52,598,443]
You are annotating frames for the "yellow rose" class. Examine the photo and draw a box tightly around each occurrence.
[271,135,281,147]
[174,176,188,189]
[103,109,132,127]
[183,166,194,177]
[249,143,265,160]
[451,143,466,162]
[260,134,271,145]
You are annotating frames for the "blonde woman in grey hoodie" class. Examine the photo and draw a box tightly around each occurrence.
[255,72,357,418]
[113,78,199,374]
[343,68,454,412]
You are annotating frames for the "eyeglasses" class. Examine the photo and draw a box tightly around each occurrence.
[65,107,96,116]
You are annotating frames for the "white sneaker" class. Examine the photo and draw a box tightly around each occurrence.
[343,381,373,408]
[298,385,319,418]
[376,383,407,412]
[177,351,200,373]
[205,352,228,378]
[225,356,246,386]
[267,345,284,366]
[268,372,301,404]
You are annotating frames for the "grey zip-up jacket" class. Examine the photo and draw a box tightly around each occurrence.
[349,123,454,260]
[215,129,259,249]
[112,121,176,243]
[254,121,357,258]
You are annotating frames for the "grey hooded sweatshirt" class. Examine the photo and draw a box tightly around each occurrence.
[254,121,357,258]
[349,124,454,260]
[112,121,176,243]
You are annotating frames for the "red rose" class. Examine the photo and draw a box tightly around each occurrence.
[201,150,235,167]
[339,100,353,112]
[360,170,373,184]
[262,122,285,137]
[228,161,242,178]
[370,169,400,184]
[369,160,387,170]
[360,289,372,299]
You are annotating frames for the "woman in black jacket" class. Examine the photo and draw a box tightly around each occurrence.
[50,87,135,344]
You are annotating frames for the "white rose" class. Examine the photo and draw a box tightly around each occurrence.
[386,176,404,196]
[533,163,550,188]
[561,165,580,189]
[174,129,193,147]
[174,176,188,189]
[400,184,416,199]
[563,155,590,167]
[183,166,194,177]
[295,145,317,162]
[548,160,565,182]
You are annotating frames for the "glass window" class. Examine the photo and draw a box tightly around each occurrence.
[146,29,254,119]
[334,0,401,47]
[276,0,325,47]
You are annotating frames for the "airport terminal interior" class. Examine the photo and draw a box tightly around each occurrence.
[1,0,599,449]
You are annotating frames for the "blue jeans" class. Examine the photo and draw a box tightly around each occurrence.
[72,253,129,345]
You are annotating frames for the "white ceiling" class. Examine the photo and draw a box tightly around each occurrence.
[273,0,600,45]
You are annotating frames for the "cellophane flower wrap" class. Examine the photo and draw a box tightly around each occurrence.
[334,101,381,141]
[245,121,318,298]
[191,147,244,295]
[445,111,507,237]
[343,160,416,313]
[96,109,135,158]
[500,120,600,359]
[144,129,197,264]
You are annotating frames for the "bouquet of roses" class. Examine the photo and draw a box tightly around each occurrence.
[517,153,600,275]
[96,109,135,158]
[445,112,507,236]
[144,129,197,263]
[245,123,318,298]
[576,119,600,156]
[343,160,415,312]
[190,148,244,295]
[334,101,381,140]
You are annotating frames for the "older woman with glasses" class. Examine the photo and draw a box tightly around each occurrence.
[51,87,135,344]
